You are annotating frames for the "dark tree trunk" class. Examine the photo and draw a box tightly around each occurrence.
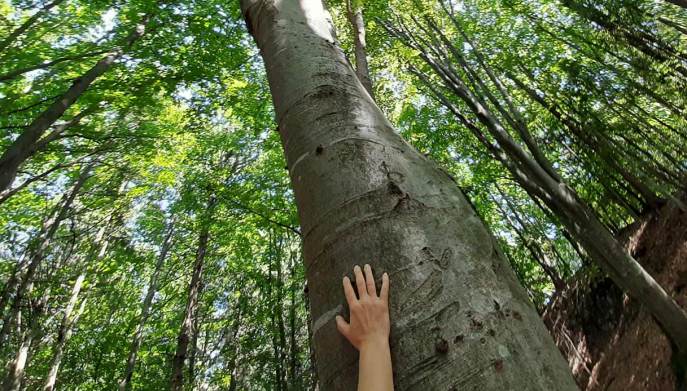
[169,198,215,391]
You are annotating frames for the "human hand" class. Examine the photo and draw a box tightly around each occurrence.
[336,264,390,351]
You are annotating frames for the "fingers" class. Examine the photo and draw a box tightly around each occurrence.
[364,264,377,297]
[342,276,357,306]
[353,265,367,298]
[380,272,389,303]
[335,315,350,339]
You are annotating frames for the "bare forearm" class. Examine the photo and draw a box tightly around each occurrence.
[358,338,393,391]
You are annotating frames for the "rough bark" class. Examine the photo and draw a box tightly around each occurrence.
[0,0,65,53]
[241,1,577,389]
[345,0,374,99]
[0,16,149,193]
[118,224,174,391]
[169,199,215,391]
[42,274,86,391]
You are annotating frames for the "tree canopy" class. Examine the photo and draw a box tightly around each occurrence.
[0,0,685,389]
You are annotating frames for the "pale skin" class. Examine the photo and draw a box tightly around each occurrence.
[336,264,394,391]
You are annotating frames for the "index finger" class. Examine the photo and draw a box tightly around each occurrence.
[342,276,357,305]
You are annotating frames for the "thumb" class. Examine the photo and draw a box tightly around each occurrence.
[335,315,351,338]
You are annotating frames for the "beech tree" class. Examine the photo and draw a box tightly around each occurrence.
[241,0,576,388]
[1,0,685,388]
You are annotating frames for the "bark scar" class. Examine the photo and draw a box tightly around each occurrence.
[311,304,343,337]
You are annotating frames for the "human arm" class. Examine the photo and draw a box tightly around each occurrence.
[336,264,394,391]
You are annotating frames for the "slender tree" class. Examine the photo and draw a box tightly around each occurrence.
[345,0,374,99]
[169,197,216,391]
[118,223,174,391]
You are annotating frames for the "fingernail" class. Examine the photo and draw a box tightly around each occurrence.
[354,265,360,271]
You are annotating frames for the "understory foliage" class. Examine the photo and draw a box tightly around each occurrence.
[0,0,684,389]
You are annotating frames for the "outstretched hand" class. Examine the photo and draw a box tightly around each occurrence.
[336,264,390,350]
[336,264,393,391]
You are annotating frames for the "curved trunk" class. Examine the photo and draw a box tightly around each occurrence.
[241,1,577,389]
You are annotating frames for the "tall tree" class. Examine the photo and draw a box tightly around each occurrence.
[345,0,374,98]
[169,196,216,391]
[241,0,577,389]
[118,222,174,391]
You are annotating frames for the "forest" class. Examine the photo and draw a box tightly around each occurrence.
[0,0,686,389]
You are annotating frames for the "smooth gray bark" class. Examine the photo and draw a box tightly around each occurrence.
[345,0,374,99]
[241,1,577,389]
[118,224,174,391]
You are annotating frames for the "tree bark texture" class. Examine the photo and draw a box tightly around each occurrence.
[241,1,577,389]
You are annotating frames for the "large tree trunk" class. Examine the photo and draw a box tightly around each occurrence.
[0,162,93,345]
[118,224,174,391]
[42,274,86,391]
[169,199,215,391]
[241,1,577,389]
[0,16,149,193]
[345,0,374,99]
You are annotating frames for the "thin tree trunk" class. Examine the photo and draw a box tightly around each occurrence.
[42,274,86,391]
[1,289,50,391]
[0,162,93,345]
[241,1,578,389]
[0,49,109,82]
[0,0,65,53]
[0,16,150,193]
[118,224,174,391]
[169,198,215,391]
[345,0,373,99]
